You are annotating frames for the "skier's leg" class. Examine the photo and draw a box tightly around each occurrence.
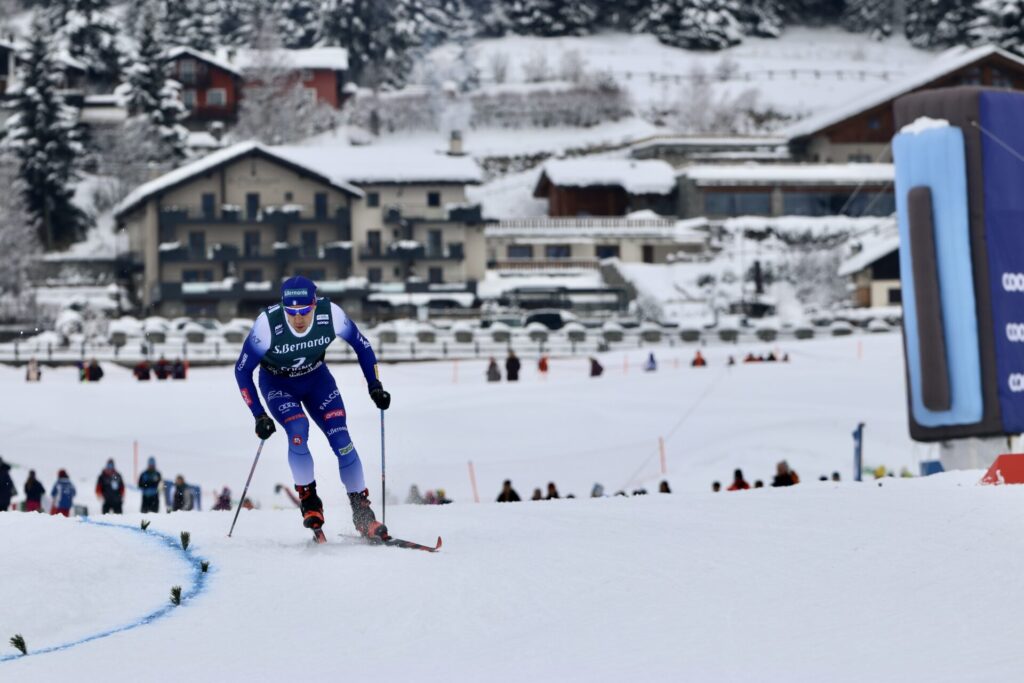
[306,372,385,538]
[260,375,323,529]
[305,374,364,493]
[259,378,314,485]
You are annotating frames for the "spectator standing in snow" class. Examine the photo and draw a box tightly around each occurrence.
[691,351,707,367]
[538,355,549,376]
[712,481,722,492]
[497,479,521,502]
[591,483,605,497]
[831,472,841,482]
[0,457,15,511]
[138,457,162,513]
[172,358,188,380]
[95,459,125,514]
[645,352,657,372]
[659,481,671,494]
[154,356,170,380]
[546,482,560,500]
[486,358,501,383]
[754,480,764,489]
[23,470,45,512]
[772,461,799,487]
[406,485,425,504]
[436,488,452,505]
[506,351,521,382]
[133,359,152,381]
[727,469,751,491]
[589,357,604,377]
[50,470,75,516]
[25,357,41,382]
[172,475,193,511]
[531,487,543,501]
[213,487,232,511]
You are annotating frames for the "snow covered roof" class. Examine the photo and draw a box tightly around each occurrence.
[630,135,788,152]
[487,216,707,243]
[838,231,900,277]
[219,48,349,72]
[272,145,483,185]
[164,46,242,77]
[113,142,364,218]
[535,159,676,196]
[367,291,476,308]
[781,44,1024,140]
[681,163,893,186]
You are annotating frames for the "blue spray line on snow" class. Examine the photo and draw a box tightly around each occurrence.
[0,517,209,663]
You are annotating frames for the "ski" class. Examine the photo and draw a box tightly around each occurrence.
[375,535,442,553]
[338,532,442,552]
[312,528,327,544]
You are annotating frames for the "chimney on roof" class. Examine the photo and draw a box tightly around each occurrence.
[448,129,464,157]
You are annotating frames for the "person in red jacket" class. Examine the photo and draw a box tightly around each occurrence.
[727,468,751,491]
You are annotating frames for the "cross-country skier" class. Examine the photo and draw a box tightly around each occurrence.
[234,276,391,540]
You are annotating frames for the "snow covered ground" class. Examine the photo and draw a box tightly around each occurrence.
[451,28,934,122]
[4,332,1020,680]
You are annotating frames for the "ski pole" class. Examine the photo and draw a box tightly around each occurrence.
[228,439,266,538]
[380,409,386,527]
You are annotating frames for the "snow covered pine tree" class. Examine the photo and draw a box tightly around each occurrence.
[5,13,90,249]
[635,0,743,50]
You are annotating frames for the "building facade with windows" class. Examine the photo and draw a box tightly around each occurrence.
[164,47,243,128]
[113,142,486,319]
[677,164,894,219]
[217,48,349,109]
[532,159,677,217]
[485,215,708,271]
[783,45,1024,164]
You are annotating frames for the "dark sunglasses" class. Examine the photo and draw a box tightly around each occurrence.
[284,304,314,316]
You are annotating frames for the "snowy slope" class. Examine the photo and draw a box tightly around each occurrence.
[453,28,934,121]
[0,334,932,515]
[4,471,1024,681]
[5,333,1021,680]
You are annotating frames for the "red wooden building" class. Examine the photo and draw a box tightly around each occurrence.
[164,47,243,127]
[221,48,349,109]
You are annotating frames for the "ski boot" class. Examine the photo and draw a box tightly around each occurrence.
[348,489,389,540]
[296,482,324,530]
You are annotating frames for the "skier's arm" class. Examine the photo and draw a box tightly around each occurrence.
[332,303,381,390]
[234,313,272,418]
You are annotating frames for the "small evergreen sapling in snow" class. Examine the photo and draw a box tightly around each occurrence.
[10,634,26,655]
[180,531,190,551]
[170,586,182,606]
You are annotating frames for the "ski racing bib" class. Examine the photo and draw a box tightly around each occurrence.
[260,299,335,377]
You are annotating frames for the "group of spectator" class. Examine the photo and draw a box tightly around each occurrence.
[405,485,452,505]
[484,347,791,383]
[486,352,523,382]
[710,462,842,492]
[0,455,209,516]
[133,356,188,381]
[496,479,673,502]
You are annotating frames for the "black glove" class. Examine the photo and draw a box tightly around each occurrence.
[255,414,276,440]
[370,387,391,411]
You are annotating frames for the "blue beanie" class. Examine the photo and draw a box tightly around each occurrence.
[281,276,316,307]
